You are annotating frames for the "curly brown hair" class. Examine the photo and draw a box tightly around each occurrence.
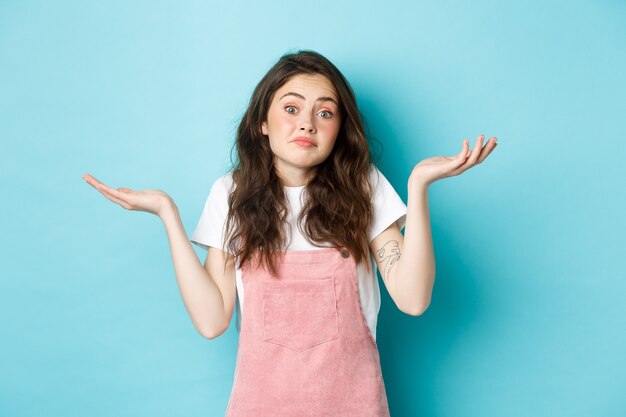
[224,50,376,277]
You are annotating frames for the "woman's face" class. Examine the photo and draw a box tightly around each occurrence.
[261,73,342,186]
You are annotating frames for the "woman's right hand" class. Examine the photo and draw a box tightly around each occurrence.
[82,173,173,217]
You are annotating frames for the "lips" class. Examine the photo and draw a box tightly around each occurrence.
[292,136,316,147]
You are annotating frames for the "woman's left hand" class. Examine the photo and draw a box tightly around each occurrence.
[409,134,497,188]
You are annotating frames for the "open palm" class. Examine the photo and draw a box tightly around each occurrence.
[410,134,498,186]
[82,174,172,217]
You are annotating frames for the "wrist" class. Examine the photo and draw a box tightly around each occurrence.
[158,197,178,221]
[408,170,429,191]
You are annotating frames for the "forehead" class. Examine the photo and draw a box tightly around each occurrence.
[274,73,339,102]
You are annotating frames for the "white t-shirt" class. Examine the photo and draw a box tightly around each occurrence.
[190,164,407,341]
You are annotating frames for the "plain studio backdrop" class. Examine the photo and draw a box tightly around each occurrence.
[1,1,624,416]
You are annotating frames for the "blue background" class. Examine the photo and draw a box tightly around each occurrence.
[1,1,624,416]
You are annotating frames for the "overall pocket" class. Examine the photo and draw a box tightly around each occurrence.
[261,277,339,352]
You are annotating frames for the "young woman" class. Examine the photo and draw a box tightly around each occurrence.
[83,50,497,416]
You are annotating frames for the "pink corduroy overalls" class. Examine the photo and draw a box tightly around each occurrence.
[225,247,391,417]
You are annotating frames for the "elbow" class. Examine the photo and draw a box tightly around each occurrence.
[403,300,430,317]
[200,330,218,340]
[200,327,225,340]
[198,322,228,340]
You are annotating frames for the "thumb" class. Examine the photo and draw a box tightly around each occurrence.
[459,140,470,158]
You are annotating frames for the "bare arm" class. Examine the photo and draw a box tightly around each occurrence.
[369,183,435,316]
[370,134,497,316]
[82,174,236,339]
[160,202,236,339]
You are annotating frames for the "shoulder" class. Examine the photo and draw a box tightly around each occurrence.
[368,163,381,184]
[208,172,235,200]
[368,163,399,197]
[215,171,234,191]
[367,163,407,240]
[198,172,234,218]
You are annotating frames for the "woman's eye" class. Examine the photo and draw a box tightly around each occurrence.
[319,110,333,119]
[285,106,297,114]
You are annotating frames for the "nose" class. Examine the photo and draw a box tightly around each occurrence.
[298,113,316,133]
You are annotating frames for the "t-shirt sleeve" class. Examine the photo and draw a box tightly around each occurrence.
[368,165,408,242]
[190,174,233,253]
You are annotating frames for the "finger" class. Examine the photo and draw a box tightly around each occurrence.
[458,134,488,168]
[84,175,128,201]
[452,139,471,169]
[83,174,119,194]
[450,136,479,175]
[82,173,103,187]
[476,137,497,164]
[455,139,470,161]
[461,139,470,158]
[466,134,484,165]
[98,187,133,210]
[83,174,111,192]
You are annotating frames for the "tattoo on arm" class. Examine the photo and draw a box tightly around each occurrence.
[377,240,401,284]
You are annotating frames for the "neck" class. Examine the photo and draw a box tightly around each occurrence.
[275,164,317,187]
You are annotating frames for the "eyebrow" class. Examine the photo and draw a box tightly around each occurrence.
[279,92,339,106]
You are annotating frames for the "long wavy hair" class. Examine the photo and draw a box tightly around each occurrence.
[224,50,375,277]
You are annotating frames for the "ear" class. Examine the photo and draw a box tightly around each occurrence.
[261,121,268,136]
